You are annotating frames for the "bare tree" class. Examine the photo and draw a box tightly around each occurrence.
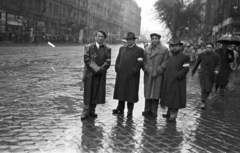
[154,0,205,39]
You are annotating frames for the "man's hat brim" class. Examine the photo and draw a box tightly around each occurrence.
[169,42,184,46]
[168,39,184,46]
[150,33,161,39]
[124,36,137,39]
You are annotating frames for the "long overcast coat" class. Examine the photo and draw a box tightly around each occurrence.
[192,51,220,92]
[83,43,111,105]
[113,45,144,103]
[215,48,234,86]
[143,43,169,99]
[160,51,190,109]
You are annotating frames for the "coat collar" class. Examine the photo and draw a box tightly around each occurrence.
[146,43,164,57]
[127,44,136,48]
[201,51,216,64]
[93,42,106,49]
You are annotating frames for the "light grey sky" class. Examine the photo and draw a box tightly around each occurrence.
[135,0,169,40]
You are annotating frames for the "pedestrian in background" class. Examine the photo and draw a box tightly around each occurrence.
[192,43,220,109]
[229,44,239,71]
[196,44,206,59]
[113,32,144,117]
[81,30,111,120]
[190,45,196,66]
[215,42,234,96]
[183,44,191,56]
[142,33,169,117]
[160,38,190,122]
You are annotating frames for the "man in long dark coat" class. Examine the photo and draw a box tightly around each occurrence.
[142,33,169,117]
[192,43,220,109]
[81,30,111,120]
[160,38,190,122]
[113,32,144,117]
[215,42,234,96]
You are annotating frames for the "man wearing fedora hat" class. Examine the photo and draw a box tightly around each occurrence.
[142,33,170,117]
[81,30,111,120]
[160,38,190,122]
[113,32,144,117]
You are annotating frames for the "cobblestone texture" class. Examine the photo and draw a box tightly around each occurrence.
[0,45,240,153]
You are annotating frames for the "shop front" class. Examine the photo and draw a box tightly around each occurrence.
[6,13,24,33]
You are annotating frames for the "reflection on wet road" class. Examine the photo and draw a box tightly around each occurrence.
[0,45,240,153]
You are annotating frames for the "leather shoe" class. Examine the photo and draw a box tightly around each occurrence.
[200,103,206,109]
[112,109,124,114]
[81,114,88,120]
[162,114,170,118]
[142,111,152,116]
[90,112,98,118]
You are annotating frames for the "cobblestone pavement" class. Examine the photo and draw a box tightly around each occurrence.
[0,44,240,153]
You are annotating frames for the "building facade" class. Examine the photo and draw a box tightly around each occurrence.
[205,0,240,42]
[87,0,122,42]
[0,0,141,43]
[121,0,141,37]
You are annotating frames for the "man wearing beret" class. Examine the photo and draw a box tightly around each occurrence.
[113,32,144,117]
[160,38,190,122]
[142,33,170,117]
[81,30,111,120]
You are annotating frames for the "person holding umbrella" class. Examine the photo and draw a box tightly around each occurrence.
[215,35,237,96]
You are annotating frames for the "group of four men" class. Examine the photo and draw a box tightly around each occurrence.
[81,30,232,122]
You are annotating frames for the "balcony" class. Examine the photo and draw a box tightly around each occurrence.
[230,5,240,17]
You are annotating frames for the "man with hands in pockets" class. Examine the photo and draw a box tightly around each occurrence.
[142,33,169,117]
[113,32,144,117]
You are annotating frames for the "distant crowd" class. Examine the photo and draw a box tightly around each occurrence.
[0,31,88,44]
[182,43,240,71]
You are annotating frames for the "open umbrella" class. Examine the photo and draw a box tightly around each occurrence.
[217,34,240,45]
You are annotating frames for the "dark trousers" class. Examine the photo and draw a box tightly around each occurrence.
[144,99,159,114]
[215,84,227,94]
[201,90,210,103]
[167,108,179,119]
[117,100,134,112]
[82,104,97,115]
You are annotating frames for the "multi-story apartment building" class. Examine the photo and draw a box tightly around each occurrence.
[35,0,89,39]
[121,0,141,37]
[0,0,89,41]
[0,0,41,33]
[87,0,122,42]
[0,0,141,43]
[206,0,240,42]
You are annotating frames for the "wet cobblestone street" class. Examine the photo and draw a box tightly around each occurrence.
[0,44,240,153]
